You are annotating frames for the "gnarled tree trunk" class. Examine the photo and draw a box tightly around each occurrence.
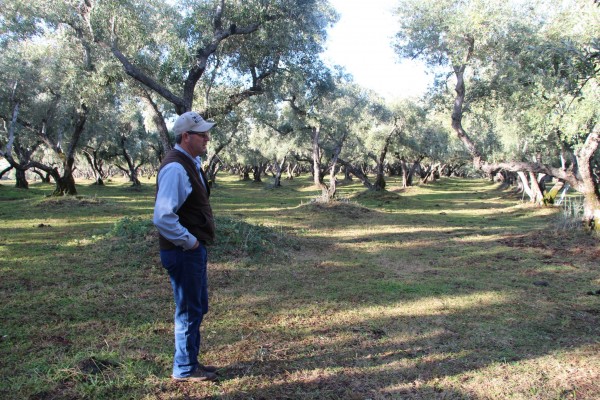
[252,162,265,183]
[286,162,298,180]
[0,165,13,180]
[270,156,286,188]
[241,165,251,181]
[372,125,398,191]
[82,148,106,185]
[51,105,88,196]
[2,101,43,189]
[337,158,375,191]
[448,37,600,229]
[14,168,28,189]
[311,126,329,198]
[115,128,144,187]
[517,171,544,204]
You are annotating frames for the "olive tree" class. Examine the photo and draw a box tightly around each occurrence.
[78,0,338,150]
[393,0,600,228]
[0,31,99,195]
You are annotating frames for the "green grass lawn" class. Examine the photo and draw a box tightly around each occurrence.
[1,174,598,399]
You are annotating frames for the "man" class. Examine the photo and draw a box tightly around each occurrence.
[153,111,218,382]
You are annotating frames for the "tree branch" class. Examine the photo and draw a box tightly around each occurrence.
[103,42,186,111]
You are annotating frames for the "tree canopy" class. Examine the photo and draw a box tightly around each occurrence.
[393,0,600,226]
[1,0,599,228]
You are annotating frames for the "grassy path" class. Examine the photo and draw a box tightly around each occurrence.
[1,175,598,399]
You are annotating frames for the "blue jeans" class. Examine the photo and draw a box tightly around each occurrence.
[160,244,209,378]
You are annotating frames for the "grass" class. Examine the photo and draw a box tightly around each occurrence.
[0,174,599,399]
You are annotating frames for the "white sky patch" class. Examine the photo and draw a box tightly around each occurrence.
[322,0,431,100]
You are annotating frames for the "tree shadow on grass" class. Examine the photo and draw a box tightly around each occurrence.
[215,275,597,396]
[202,289,598,399]
[195,182,599,398]
[2,177,598,399]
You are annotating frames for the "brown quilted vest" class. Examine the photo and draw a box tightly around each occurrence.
[156,149,215,249]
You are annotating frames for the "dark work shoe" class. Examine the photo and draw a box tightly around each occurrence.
[199,364,218,373]
[172,369,218,382]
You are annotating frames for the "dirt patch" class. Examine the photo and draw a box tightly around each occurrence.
[36,196,104,208]
[352,190,402,202]
[304,201,373,218]
[77,357,119,374]
[121,185,146,193]
[499,230,599,262]
[43,335,72,347]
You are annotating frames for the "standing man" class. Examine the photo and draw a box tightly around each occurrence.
[153,111,218,382]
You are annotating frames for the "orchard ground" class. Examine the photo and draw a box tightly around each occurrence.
[0,174,599,399]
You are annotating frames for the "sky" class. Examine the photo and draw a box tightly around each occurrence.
[321,0,430,100]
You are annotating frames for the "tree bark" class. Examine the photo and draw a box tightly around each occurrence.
[2,101,43,189]
[252,163,265,183]
[422,164,440,184]
[205,134,233,184]
[312,126,349,201]
[51,104,88,195]
[2,101,28,188]
[575,127,600,229]
[399,157,409,188]
[82,148,105,185]
[140,89,172,152]
[517,171,543,203]
[528,171,544,204]
[30,168,50,183]
[543,180,565,205]
[326,147,343,200]
[14,168,28,189]
[241,165,251,181]
[117,129,143,186]
[450,36,483,168]
[311,126,329,197]
[372,125,398,191]
[270,156,286,188]
[342,165,352,181]
[0,165,13,179]
[286,162,298,180]
[206,154,221,185]
[337,158,375,190]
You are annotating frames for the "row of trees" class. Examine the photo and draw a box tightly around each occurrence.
[0,0,339,192]
[1,1,599,228]
[392,0,599,227]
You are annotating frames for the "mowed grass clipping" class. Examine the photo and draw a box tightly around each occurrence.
[0,174,599,399]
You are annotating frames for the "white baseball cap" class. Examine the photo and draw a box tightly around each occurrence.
[172,111,215,135]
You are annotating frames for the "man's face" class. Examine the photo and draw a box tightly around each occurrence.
[184,131,210,157]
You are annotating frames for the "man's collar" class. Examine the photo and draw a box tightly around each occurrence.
[174,144,202,164]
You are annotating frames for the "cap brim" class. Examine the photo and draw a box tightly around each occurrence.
[197,121,215,132]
